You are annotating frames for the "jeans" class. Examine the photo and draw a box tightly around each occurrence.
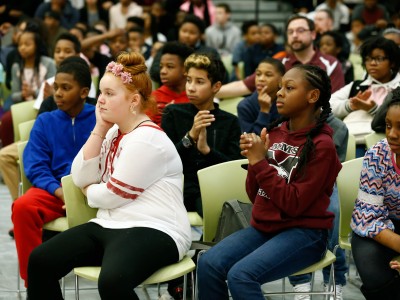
[289,184,348,286]
[197,226,328,300]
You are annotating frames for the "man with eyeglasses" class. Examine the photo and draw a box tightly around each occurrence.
[216,14,345,99]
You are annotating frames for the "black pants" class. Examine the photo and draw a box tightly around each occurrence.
[28,222,179,300]
[351,219,400,300]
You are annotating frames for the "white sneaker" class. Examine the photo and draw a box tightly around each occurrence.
[293,282,311,300]
[324,283,343,300]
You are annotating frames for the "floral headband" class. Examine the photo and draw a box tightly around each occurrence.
[106,61,133,84]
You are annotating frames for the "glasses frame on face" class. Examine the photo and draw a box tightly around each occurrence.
[364,56,388,64]
[286,28,311,36]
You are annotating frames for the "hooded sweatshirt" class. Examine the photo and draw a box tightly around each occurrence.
[246,121,342,233]
[24,104,96,195]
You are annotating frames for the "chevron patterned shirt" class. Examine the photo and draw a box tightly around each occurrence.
[351,138,400,238]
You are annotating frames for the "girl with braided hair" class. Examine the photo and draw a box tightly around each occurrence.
[197,64,342,300]
[27,51,192,300]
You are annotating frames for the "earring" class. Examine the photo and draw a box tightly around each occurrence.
[130,105,136,116]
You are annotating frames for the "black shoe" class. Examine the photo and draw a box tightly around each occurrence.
[8,228,14,238]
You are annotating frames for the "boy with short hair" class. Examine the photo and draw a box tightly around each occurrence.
[0,33,91,215]
[12,56,96,287]
[162,52,242,217]
[149,41,193,126]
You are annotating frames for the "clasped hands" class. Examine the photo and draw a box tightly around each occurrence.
[240,128,269,165]
[188,110,214,155]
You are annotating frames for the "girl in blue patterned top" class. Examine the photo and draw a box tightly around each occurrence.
[351,88,400,300]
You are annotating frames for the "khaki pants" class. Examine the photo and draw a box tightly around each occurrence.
[0,142,19,200]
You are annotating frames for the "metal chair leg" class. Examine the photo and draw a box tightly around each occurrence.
[75,275,80,300]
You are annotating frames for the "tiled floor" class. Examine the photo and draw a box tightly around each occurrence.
[0,182,365,299]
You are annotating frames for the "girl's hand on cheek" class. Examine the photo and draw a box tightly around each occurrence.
[95,103,113,132]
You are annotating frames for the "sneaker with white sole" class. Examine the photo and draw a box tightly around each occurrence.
[324,283,343,300]
[293,282,311,300]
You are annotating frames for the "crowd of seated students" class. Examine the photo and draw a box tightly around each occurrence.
[0,0,400,299]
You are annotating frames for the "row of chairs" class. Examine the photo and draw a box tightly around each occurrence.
[13,96,392,298]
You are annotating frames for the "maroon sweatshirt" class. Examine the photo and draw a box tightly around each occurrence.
[247,121,342,233]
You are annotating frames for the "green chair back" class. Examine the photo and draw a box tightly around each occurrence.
[365,132,385,150]
[18,119,35,142]
[11,100,37,142]
[61,175,98,228]
[337,157,364,250]
[17,141,32,194]
[197,159,250,242]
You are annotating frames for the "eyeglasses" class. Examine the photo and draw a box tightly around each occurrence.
[365,56,388,64]
[286,28,311,36]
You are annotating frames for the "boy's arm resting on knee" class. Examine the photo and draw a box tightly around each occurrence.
[216,80,251,99]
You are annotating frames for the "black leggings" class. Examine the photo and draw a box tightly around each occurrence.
[28,222,179,300]
[351,219,400,298]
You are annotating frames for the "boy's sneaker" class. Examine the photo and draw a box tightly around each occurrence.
[8,228,14,238]
[324,283,343,300]
[293,282,311,300]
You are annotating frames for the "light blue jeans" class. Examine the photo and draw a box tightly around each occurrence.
[289,184,348,286]
[197,226,328,300]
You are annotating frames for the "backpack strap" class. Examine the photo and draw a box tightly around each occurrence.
[227,199,250,227]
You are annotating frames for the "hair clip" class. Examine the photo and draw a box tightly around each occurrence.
[106,61,133,84]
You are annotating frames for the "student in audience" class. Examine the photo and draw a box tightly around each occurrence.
[127,27,152,60]
[351,88,400,300]
[319,30,354,84]
[197,64,341,300]
[79,0,109,29]
[330,36,400,157]
[180,0,215,27]
[34,0,80,30]
[162,52,242,299]
[315,0,350,31]
[12,56,96,288]
[205,3,241,57]
[141,10,167,47]
[237,57,284,134]
[149,14,220,86]
[231,20,260,81]
[351,0,391,27]
[27,51,191,300]
[7,28,56,111]
[149,42,193,126]
[108,0,143,30]
[0,26,56,151]
[243,23,284,77]
[0,34,89,223]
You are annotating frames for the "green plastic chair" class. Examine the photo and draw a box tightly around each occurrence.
[16,141,68,294]
[11,100,38,142]
[345,133,356,161]
[218,97,243,117]
[17,141,68,232]
[337,157,363,251]
[197,159,336,299]
[365,132,385,150]
[63,174,196,300]
[18,119,35,142]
